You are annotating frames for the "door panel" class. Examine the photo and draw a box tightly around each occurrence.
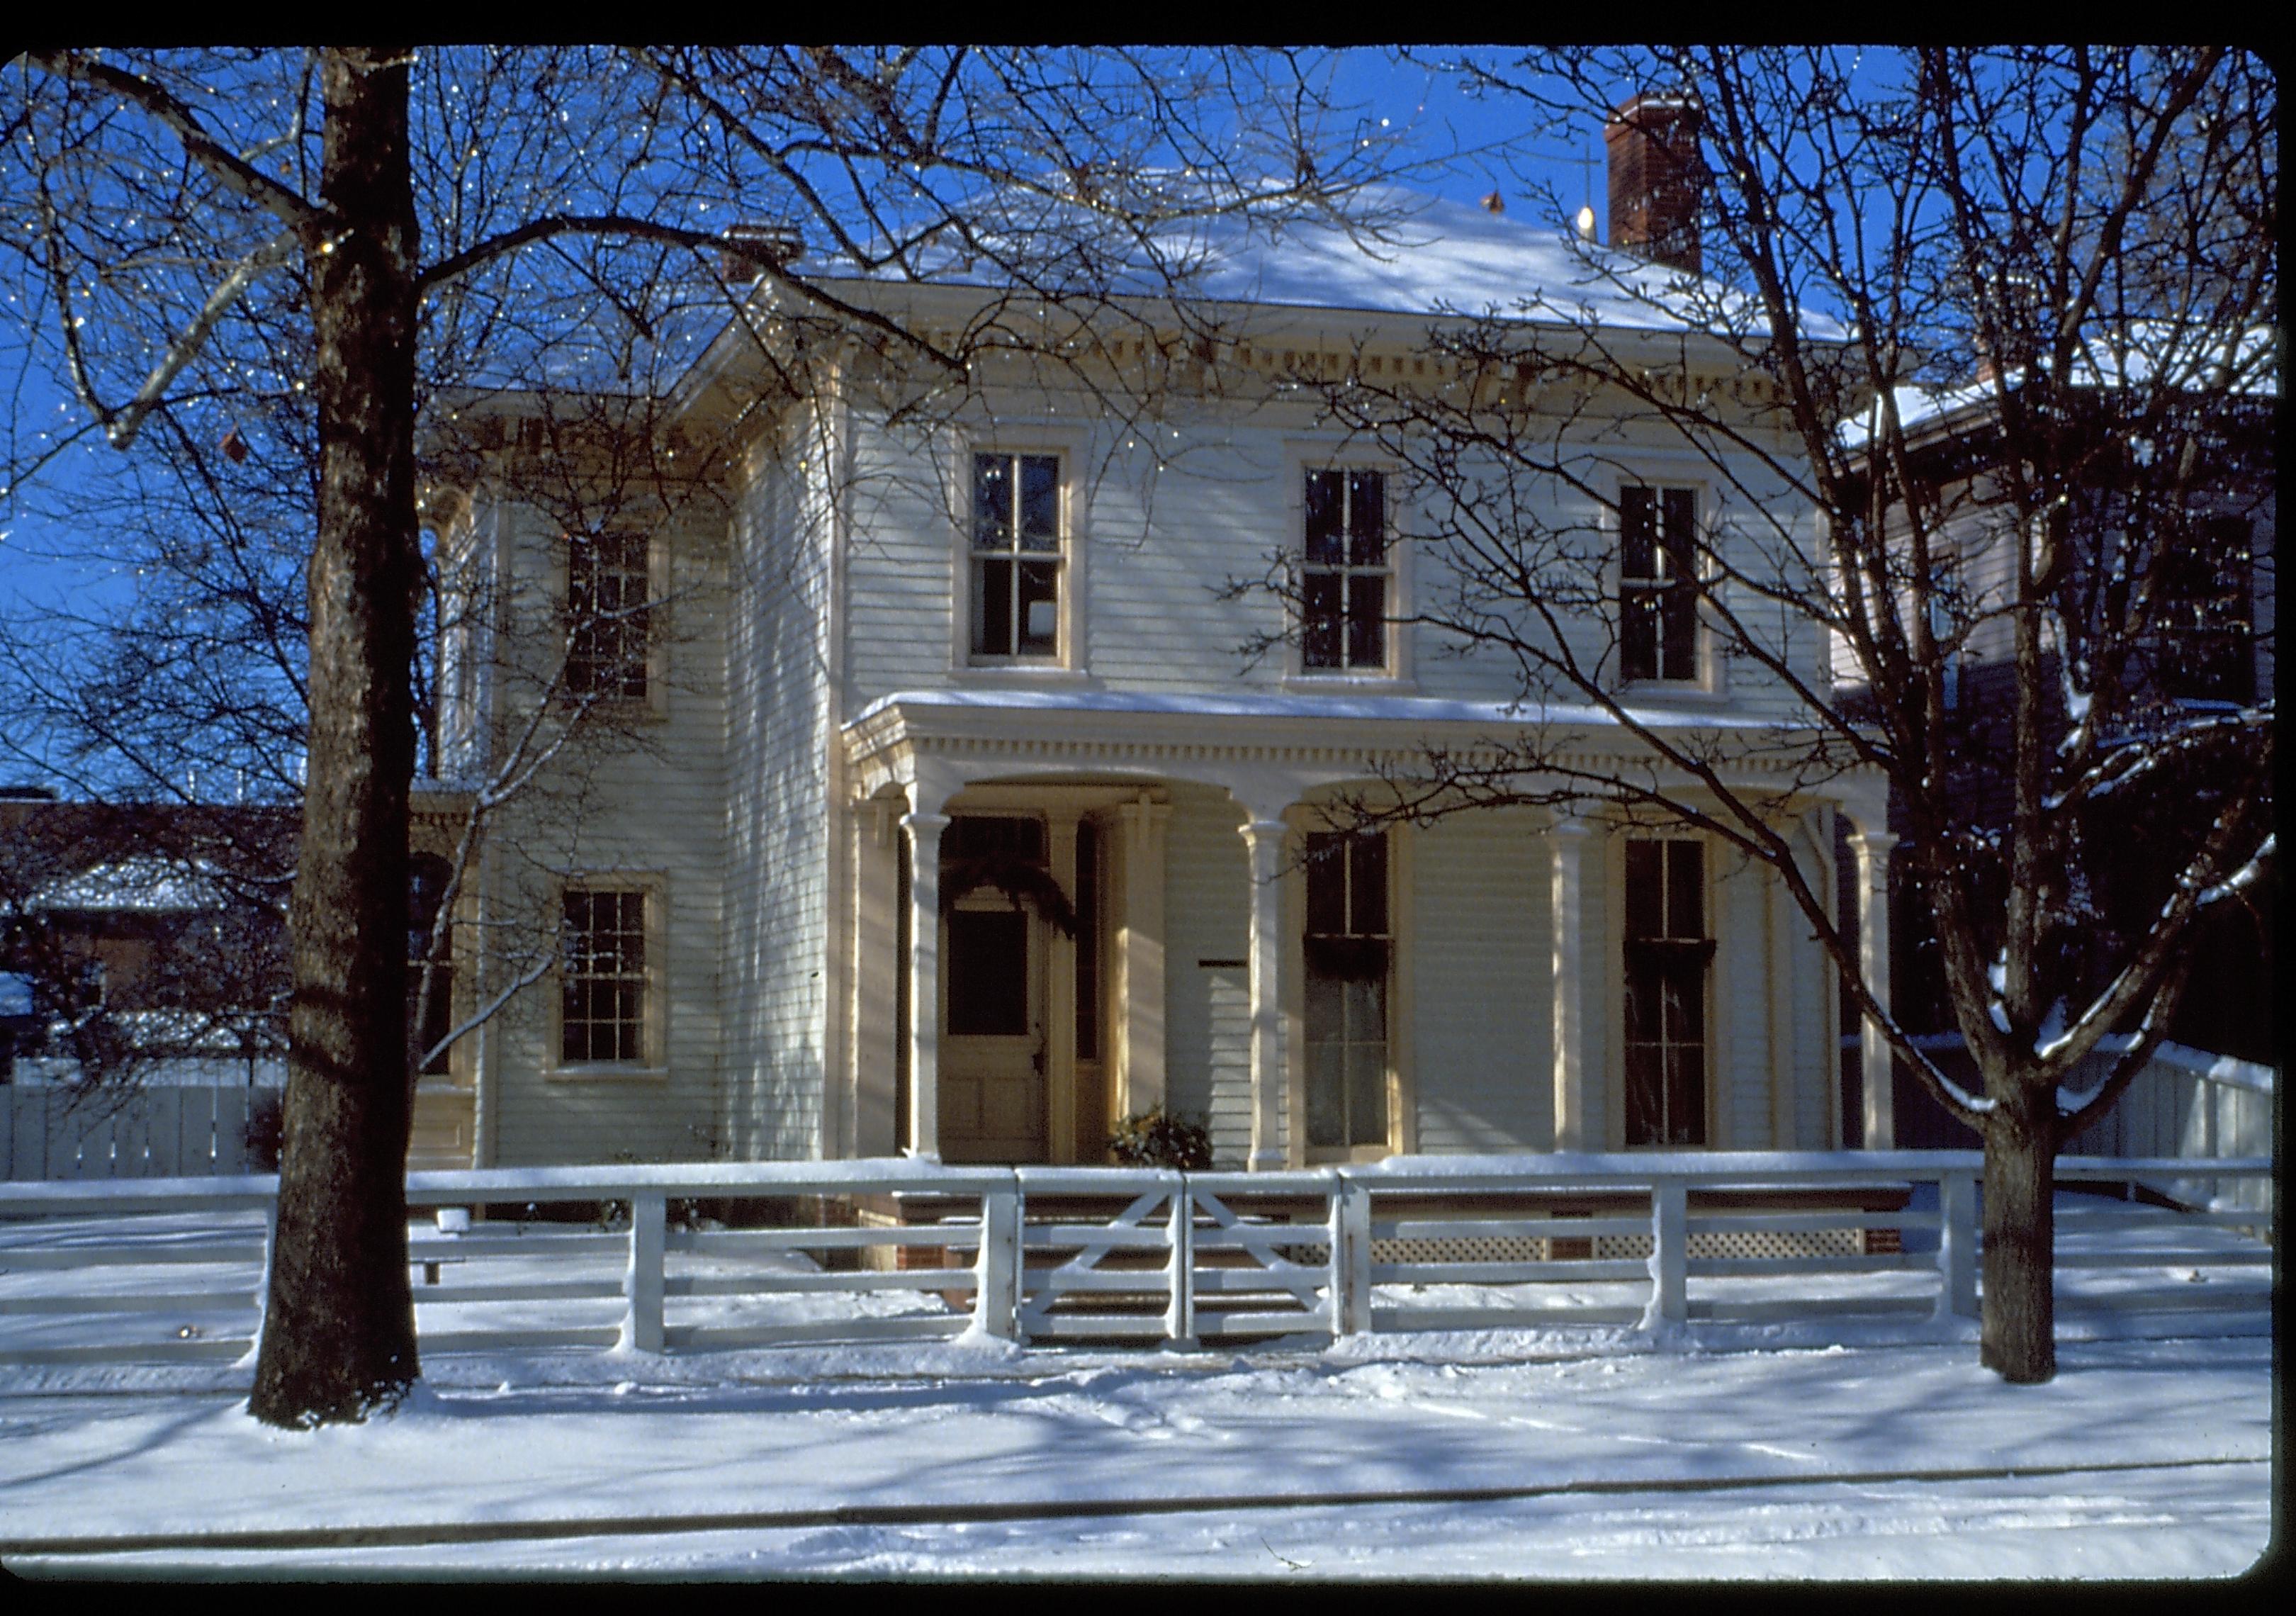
[940,901,1047,1163]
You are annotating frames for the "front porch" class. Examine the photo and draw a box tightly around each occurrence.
[834,688,1904,1174]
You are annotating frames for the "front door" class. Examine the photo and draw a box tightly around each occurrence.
[940,875,1049,1165]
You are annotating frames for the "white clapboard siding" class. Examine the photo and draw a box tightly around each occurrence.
[1159,782,1256,1167]
[1410,811,1552,1152]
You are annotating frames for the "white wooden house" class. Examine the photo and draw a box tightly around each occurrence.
[415,150,1901,1174]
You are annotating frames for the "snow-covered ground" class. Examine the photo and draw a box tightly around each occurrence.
[0,1200,2275,1581]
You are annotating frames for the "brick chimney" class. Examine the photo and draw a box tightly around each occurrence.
[1604,93,1704,272]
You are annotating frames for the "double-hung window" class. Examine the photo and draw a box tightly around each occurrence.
[970,452,1063,659]
[1619,485,1700,683]
[1302,468,1389,671]
[1622,839,1712,1146]
[1303,829,1390,1150]
[560,887,648,1066]
[565,532,650,701]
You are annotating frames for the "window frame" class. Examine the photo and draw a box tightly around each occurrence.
[1284,449,1412,688]
[1610,477,1720,695]
[558,527,667,716]
[1288,820,1413,1165]
[1613,836,1716,1150]
[548,874,668,1081]
[953,438,1086,676]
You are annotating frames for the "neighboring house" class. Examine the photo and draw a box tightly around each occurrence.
[0,793,293,1087]
[419,110,1897,1173]
[1839,342,2276,1141]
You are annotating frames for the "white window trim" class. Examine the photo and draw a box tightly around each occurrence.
[547,871,669,1082]
[1607,475,1726,700]
[1281,445,1414,690]
[949,430,1089,678]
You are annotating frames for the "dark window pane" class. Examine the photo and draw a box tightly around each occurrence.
[1349,833,1388,936]
[1302,574,1343,667]
[1624,1045,1664,1146]
[973,454,1011,549]
[1347,470,1385,566]
[1662,487,1697,580]
[1621,485,1656,580]
[1305,470,1343,563]
[1666,841,1704,940]
[1347,576,1385,668]
[973,558,1013,656]
[1346,1037,1386,1144]
[1019,455,1060,550]
[1667,1045,1705,1145]
[947,909,1030,1036]
[1624,842,1662,941]
[1660,583,1698,680]
[1305,832,1347,936]
[1621,592,1658,681]
[1305,1030,1345,1148]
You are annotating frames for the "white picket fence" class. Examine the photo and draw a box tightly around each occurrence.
[1,1082,277,1182]
[0,1151,2271,1367]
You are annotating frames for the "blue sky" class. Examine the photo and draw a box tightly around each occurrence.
[0,48,1614,792]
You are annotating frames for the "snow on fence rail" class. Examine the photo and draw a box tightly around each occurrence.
[0,1151,2270,1369]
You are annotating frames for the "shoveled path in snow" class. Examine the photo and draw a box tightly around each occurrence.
[1,1334,2272,1578]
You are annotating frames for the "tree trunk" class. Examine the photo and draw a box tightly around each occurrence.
[249,47,423,1429]
[1978,1067,2058,1384]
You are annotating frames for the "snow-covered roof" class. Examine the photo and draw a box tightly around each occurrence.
[1841,322,2278,451]
[31,857,228,914]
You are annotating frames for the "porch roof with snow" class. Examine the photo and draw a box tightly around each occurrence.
[840,686,1859,804]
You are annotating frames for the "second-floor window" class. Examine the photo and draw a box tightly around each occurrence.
[1619,485,1700,683]
[971,452,1062,658]
[565,532,650,700]
[1302,468,1388,671]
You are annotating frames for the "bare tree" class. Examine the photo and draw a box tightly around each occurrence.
[1249,46,2273,1382]
[5,45,1397,1425]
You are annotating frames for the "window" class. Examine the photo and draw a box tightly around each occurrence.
[1619,485,1700,683]
[1302,468,1389,671]
[407,854,453,1077]
[560,888,648,1065]
[565,532,649,700]
[2151,516,2253,705]
[1303,829,1390,1150]
[1623,840,1712,1146]
[970,452,1062,658]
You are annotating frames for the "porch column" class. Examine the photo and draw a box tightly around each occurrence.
[901,808,952,1160]
[1241,817,1289,1172]
[1549,816,1592,1152]
[852,799,902,1157]
[1113,795,1169,1123]
[1046,811,1081,1164]
[1851,824,1898,1150]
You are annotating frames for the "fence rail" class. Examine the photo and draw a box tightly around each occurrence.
[1885,1038,2273,1218]
[0,1150,2271,1367]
